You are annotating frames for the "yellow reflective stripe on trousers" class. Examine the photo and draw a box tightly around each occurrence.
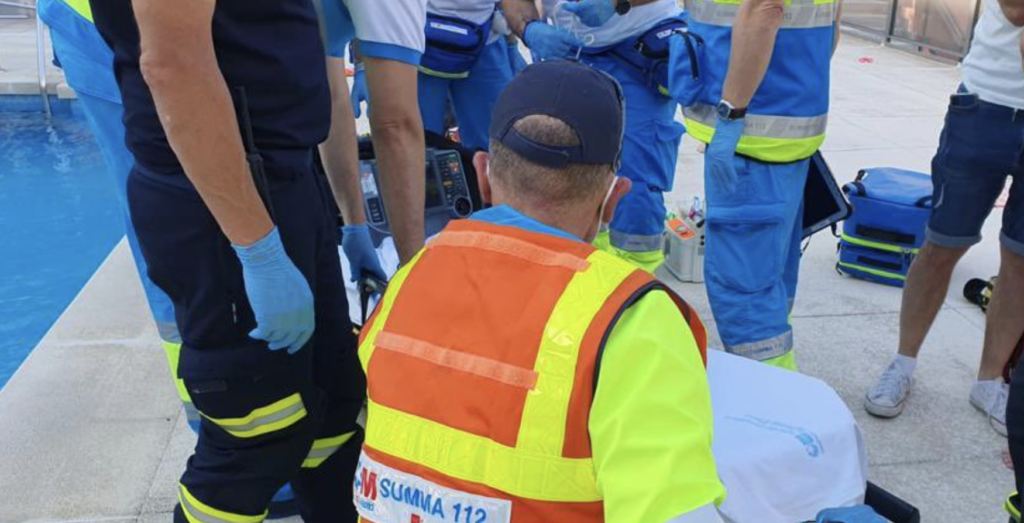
[358,250,426,371]
[366,400,601,502]
[517,250,636,456]
[303,431,356,468]
[162,341,201,424]
[62,0,93,22]
[201,393,307,439]
[684,114,826,163]
[841,233,920,255]
[161,341,193,404]
[1007,492,1021,522]
[687,0,836,28]
[178,483,266,523]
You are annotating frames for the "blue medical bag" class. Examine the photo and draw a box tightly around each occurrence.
[420,13,493,79]
[592,15,704,101]
[837,168,933,287]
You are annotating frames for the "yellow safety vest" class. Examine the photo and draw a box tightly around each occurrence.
[63,0,92,22]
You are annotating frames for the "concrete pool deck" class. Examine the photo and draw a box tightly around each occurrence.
[0,24,1014,523]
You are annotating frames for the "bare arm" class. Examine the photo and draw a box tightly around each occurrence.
[362,56,425,263]
[320,57,367,226]
[720,0,785,109]
[501,0,541,38]
[133,0,272,246]
[998,0,1024,26]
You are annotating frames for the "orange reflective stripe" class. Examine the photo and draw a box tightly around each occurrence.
[430,230,591,272]
[376,332,539,390]
[358,251,426,371]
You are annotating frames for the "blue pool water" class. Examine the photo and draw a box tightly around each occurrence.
[0,104,125,389]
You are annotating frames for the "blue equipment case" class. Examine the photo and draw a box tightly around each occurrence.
[837,168,933,287]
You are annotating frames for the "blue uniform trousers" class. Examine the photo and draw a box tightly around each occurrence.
[127,163,365,523]
[705,156,808,364]
[48,23,178,341]
[585,53,685,272]
[418,39,515,151]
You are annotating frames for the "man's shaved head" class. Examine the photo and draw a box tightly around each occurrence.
[487,115,615,209]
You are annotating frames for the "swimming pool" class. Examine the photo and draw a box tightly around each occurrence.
[0,101,125,389]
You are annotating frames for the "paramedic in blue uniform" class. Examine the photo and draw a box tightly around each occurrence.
[91,1,365,522]
[320,0,431,264]
[502,0,689,272]
[681,0,842,370]
[416,0,516,151]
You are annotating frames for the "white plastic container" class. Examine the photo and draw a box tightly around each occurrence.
[664,214,705,283]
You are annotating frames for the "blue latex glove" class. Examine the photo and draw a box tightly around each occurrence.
[816,505,886,523]
[233,228,315,355]
[350,66,370,119]
[705,115,744,195]
[523,21,583,61]
[342,224,387,284]
[562,0,616,28]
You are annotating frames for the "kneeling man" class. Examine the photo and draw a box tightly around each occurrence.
[354,61,726,523]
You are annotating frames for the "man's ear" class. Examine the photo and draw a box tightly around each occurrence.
[601,176,632,225]
[473,151,492,206]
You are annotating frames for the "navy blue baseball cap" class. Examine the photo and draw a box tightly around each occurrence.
[489,60,625,169]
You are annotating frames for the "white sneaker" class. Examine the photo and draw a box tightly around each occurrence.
[970,379,1008,437]
[865,360,914,418]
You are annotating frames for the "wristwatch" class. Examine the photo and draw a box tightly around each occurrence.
[614,0,632,16]
[716,99,747,121]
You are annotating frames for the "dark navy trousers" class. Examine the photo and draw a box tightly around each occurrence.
[127,155,365,523]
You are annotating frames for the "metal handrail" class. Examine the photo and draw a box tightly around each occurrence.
[0,0,51,117]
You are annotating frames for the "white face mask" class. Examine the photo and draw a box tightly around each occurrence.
[597,176,619,233]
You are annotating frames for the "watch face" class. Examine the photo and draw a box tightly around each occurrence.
[716,102,732,120]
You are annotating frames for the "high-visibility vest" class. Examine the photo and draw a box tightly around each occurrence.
[683,0,836,163]
[62,0,92,22]
[355,219,708,523]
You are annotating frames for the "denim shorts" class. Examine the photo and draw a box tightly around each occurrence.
[928,88,1024,256]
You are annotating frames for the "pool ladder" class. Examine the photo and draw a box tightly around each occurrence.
[0,1,51,118]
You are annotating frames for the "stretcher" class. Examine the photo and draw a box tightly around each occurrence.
[339,248,919,523]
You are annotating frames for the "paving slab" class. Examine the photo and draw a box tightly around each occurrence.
[870,453,1014,523]
[139,413,193,516]
[796,310,1004,464]
[0,242,179,523]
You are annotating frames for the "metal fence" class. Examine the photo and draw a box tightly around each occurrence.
[842,0,983,61]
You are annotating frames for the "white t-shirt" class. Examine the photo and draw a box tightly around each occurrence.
[541,0,680,48]
[427,0,502,43]
[961,0,1024,110]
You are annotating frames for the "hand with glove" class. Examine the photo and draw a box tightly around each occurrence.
[342,224,387,284]
[704,112,745,196]
[233,227,315,355]
[523,21,583,62]
[815,505,886,523]
[562,0,616,28]
[350,64,370,118]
